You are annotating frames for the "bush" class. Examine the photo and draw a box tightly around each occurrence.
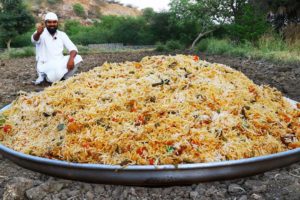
[8,47,35,58]
[155,42,167,52]
[165,40,184,51]
[196,38,253,56]
[194,37,300,64]
[196,39,209,52]
[73,3,85,18]
[258,34,287,51]
[196,39,234,54]
[288,40,300,52]
[64,20,82,35]
[11,29,35,47]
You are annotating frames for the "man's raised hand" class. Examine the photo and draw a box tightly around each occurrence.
[36,22,44,35]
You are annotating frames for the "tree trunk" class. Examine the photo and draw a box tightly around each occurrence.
[190,29,216,50]
[6,39,12,51]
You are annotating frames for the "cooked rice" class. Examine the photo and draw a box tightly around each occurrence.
[0,55,299,165]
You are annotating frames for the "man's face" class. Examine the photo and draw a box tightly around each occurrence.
[45,20,58,35]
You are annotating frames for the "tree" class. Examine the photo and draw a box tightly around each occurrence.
[226,4,269,42]
[0,0,34,50]
[264,0,300,32]
[170,0,234,49]
[142,7,156,22]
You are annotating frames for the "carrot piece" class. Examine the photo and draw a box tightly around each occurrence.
[149,158,154,165]
[3,125,12,133]
[193,55,199,61]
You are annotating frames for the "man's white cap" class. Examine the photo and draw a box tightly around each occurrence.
[44,12,58,21]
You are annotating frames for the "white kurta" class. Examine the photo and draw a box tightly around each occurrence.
[31,29,83,82]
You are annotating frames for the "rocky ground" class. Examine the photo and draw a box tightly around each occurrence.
[0,51,299,199]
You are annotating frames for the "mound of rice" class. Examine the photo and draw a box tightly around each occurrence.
[0,55,299,165]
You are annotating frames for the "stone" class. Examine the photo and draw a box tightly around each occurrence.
[190,191,199,199]
[86,191,95,200]
[112,187,123,199]
[251,193,263,200]
[25,180,68,200]
[26,187,47,200]
[228,184,246,194]
[244,180,262,189]
[67,190,80,197]
[94,185,106,194]
[81,183,93,191]
[252,185,267,193]
[238,195,248,200]
[161,187,173,196]
[283,183,300,200]
[129,187,137,196]
[2,177,38,200]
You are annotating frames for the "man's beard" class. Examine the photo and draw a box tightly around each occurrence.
[47,27,57,35]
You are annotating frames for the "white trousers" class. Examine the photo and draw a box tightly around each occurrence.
[37,55,82,83]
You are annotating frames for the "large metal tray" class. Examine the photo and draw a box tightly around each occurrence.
[0,99,299,186]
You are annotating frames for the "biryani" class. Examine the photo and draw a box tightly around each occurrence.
[0,55,299,165]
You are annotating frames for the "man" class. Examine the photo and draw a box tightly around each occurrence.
[32,12,82,84]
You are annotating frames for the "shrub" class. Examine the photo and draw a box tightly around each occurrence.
[11,30,33,47]
[196,39,234,54]
[258,34,287,51]
[8,47,35,58]
[288,40,300,52]
[165,40,184,51]
[64,20,82,35]
[196,39,209,52]
[155,42,167,52]
[73,3,85,18]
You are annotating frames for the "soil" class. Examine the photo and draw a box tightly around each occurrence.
[0,51,299,199]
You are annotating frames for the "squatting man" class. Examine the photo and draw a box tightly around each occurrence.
[32,12,83,84]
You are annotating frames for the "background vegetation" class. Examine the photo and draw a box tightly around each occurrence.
[0,0,299,63]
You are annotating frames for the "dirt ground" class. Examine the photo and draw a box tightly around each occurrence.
[0,51,299,199]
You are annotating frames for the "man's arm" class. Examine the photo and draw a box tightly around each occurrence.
[63,32,79,71]
[67,50,77,71]
[33,23,44,41]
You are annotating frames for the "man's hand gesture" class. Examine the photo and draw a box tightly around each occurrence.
[36,22,44,35]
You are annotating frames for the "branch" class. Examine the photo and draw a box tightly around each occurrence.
[190,28,218,49]
[230,0,237,19]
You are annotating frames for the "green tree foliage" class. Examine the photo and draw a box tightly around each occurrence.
[142,10,176,43]
[169,0,233,48]
[170,0,270,46]
[226,4,270,42]
[64,15,155,45]
[73,3,86,18]
[64,20,82,36]
[0,0,275,50]
[0,0,34,50]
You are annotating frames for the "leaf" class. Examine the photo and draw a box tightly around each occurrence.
[0,119,5,126]
[57,123,65,131]
[183,158,194,163]
[120,159,131,166]
[0,115,6,126]
[166,146,175,153]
